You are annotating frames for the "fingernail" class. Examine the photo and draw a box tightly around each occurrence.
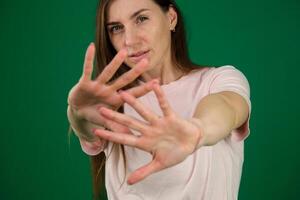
[126,47,132,55]
[127,179,134,185]
[120,49,127,57]
[140,58,149,66]
[152,79,159,84]
[99,107,107,113]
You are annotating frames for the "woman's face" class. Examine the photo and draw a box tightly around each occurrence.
[106,0,177,71]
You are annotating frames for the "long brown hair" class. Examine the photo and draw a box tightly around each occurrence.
[91,0,206,199]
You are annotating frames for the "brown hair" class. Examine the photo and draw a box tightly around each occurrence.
[90,0,206,199]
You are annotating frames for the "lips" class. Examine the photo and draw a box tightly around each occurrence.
[129,50,150,63]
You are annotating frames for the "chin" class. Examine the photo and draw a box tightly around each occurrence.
[124,59,153,70]
[123,60,134,68]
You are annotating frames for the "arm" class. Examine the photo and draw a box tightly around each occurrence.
[192,91,250,148]
[67,105,105,142]
[67,105,106,155]
[93,83,251,184]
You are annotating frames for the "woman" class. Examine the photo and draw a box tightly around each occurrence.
[67,0,251,199]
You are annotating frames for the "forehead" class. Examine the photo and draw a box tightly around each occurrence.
[107,0,161,22]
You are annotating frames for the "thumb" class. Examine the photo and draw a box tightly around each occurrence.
[102,115,131,134]
[127,160,162,185]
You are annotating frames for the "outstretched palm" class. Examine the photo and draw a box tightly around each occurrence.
[94,83,203,184]
[67,43,157,137]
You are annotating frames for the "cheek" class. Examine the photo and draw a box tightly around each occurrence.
[149,19,170,46]
[109,36,123,51]
[150,25,171,57]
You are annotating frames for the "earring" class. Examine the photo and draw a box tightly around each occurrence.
[171,26,176,33]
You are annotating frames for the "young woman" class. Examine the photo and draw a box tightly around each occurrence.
[67,0,251,199]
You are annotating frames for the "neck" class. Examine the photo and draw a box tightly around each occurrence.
[141,59,185,85]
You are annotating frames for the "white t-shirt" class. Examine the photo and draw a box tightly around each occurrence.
[79,65,252,200]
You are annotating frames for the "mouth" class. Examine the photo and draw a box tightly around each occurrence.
[128,50,150,63]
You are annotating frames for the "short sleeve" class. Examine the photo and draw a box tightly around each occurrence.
[208,65,251,141]
[78,137,104,156]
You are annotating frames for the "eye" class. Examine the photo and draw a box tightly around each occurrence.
[108,25,123,34]
[136,15,148,24]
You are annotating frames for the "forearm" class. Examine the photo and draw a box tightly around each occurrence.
[192,93,240,148]
[67,105,105,142]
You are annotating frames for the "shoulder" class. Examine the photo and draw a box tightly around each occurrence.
[180,65,247,85]
[208,65,248,78]
[201,65,244,76]
[199,65,250,88]
[188,65,251,107]
[183,65,244,78]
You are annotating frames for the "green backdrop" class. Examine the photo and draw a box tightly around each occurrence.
[1,0,299,199]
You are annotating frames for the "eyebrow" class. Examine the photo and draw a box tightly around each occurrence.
[106,8,150,26]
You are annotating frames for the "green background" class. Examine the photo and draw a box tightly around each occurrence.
[1,0,299,199]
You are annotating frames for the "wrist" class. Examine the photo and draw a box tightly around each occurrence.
[67,106,89,140]
[67,105,83,120]
[67,105,106,142]
[188,118,207,150]
[191,115,233,148]
[67,105,83,134]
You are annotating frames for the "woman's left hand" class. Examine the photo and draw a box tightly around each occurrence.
[94,83,204,185]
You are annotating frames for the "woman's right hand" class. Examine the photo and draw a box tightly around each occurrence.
[67,43,156,141]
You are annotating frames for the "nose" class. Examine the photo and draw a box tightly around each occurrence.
[124,27,139,49]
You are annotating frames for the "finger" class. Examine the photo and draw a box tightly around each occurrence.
[97,49,127,83]
[93,129,139,147]
[152,83,174,116]
[110,59,149,91]
[99,107,148,133]
[119,91,159,123]
[101,114,132,134]
[126,79,159,98]
[127,160,161,185]
[81,43,95,81]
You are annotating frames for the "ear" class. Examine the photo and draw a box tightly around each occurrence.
[167,6,178,31]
